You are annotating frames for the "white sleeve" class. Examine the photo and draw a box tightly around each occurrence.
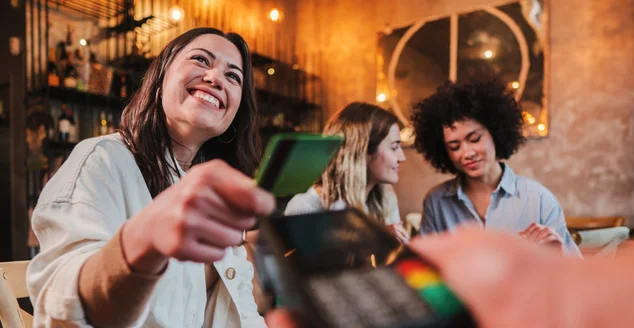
[283,189,325,216]
[383,186,402,225]
[26,139,150,327]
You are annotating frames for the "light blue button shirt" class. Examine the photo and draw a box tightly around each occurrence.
[420,163,582,257]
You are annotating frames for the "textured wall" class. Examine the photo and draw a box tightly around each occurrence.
[296,0,378,120]
[511,0,634,220]
[394,0,634,226]
[297,0,634,226]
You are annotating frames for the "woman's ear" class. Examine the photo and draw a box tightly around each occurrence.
[366,152,377,164]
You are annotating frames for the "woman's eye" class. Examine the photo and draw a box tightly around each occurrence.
[227,72,242,84]
[471,136,481,143]
[192,55,208,65]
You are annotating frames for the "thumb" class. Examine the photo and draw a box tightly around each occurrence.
[265,309,297,328]
[199,160,276,216]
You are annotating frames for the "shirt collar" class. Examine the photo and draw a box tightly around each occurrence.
[496,163,517,196]
[443,163,517,198]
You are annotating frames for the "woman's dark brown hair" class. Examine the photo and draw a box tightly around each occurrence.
[119,28,260,197]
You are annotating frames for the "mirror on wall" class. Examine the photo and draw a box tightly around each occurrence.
[377,0,549,144]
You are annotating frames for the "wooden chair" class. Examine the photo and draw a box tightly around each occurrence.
[404,212,423,237]
[566,216,626,231]
[0,261,33,328]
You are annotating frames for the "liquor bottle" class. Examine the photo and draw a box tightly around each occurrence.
[0,99,5,124]
[47,48,60,87]
[120,75,128,98]
[74,48,88,91]
[74,48,84,62]
[63,51,79,89]
[99,111,108,136]
[67,107,78,143]
[65,24,73,47]
[58,104,71,143]
[107,112,116,134]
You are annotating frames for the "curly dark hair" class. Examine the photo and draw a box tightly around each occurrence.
[411,79,525,175]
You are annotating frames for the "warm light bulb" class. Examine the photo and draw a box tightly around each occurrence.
[79,38,88,47]
[537,123,546,131]
[267,68,275,75]
[511,81,520,89]
[292,64,299,70]
[269,9,280,22]
[484,50,493,59]
[528,116,536,124]
[170,5,183,21]
[101,119,107,126]
[377,93,387,102]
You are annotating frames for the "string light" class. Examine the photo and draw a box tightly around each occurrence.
[269,9,280,22]
[377,93,387,102]
[170,5,184,21]
[523,111,536,125]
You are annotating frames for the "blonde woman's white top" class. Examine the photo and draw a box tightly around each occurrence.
[284,186,401,225]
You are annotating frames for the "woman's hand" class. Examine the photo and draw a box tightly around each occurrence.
[122,160,275,274]
[519,223,563,252]
[266,309,298,328]
[387,222,410,244]
[266,228,567,328]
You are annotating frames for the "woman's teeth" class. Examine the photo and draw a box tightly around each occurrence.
[193,90,220,108]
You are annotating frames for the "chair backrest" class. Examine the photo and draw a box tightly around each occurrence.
[576,227,631,258]
[566,216,626,231]
[405,212,423,233]
[0,261,33,328]
[0,261,29,299]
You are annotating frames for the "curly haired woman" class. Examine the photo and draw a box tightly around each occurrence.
[412,80,581,256]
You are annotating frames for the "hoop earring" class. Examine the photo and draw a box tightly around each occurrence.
[219,124,236,144]
[155,87,162,105]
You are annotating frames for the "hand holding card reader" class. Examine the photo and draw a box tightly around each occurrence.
[255,209,475,328]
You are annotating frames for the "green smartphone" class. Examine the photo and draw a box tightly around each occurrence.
[255,133,344,198]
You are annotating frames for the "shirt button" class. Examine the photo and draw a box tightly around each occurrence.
[225,267,236,280]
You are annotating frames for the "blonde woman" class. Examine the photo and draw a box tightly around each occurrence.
[284,102,408,242]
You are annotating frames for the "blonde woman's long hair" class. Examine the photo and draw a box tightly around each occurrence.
[317,102,400,222]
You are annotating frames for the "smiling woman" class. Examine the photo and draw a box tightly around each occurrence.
[26,28,274,328]
[120,28,260,194]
